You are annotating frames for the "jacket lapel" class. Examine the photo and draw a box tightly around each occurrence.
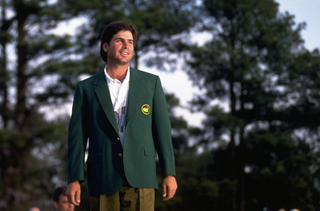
[93,72,119,135]
[126,68,141,124]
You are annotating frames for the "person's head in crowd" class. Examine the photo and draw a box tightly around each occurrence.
[53,186,75,211]
[28,207,40,211]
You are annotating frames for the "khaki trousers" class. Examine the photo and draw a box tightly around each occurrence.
[89,187,155,211]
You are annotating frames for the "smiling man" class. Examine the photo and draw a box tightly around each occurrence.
[66,21,177,211]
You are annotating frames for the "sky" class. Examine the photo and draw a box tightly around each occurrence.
[277,0,320,51]
[48,0,320,125]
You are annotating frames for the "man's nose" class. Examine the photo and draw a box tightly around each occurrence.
[122,41,129,48]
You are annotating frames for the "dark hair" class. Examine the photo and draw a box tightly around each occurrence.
[53,186,67,202]
[100,21,138,63]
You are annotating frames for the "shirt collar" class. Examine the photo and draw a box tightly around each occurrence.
[104,65,130,84]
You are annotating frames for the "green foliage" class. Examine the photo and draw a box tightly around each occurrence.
[0,117,69,211]
[179,177,219,210]
[167,148,237,211]
[0,0,80,210]
[243,131,319,210]
[0,129,27,149]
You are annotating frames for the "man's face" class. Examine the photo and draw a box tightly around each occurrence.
[54,194,75,211]
[103,30,134,65]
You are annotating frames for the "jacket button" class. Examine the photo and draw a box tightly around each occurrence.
[117,137,120,141]
[118,153,123,158]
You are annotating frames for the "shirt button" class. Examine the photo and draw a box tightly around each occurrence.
[118,153,123,158]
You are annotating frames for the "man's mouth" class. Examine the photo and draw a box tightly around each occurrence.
[120,51,129,56]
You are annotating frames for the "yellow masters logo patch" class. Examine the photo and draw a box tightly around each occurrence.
[141,104,151,115]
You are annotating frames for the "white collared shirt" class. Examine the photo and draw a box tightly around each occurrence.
[104,65,130,146]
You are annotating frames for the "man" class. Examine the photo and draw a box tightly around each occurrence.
[66,21,177,210]
[53,186,75,211]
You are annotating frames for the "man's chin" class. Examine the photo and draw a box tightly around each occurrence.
[117,59,131,65]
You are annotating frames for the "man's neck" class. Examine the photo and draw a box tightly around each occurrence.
[106,64,129,82]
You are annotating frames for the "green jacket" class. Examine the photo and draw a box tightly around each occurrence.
[67,67,176,196]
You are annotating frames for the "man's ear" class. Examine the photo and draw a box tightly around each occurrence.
[103,42,108,52]
[54,201,58,209]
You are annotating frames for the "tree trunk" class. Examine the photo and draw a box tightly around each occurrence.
[230,131,238,211]
[15,6,28,132]
[0,0,9,128]
[238,126,245,211]
[229,76,238,211]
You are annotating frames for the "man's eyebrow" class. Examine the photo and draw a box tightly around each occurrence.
[113,37,133,42]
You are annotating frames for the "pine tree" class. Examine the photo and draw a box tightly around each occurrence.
[183,0,320,210]
[0,0,80,210]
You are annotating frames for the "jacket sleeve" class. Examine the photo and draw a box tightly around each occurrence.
[67,83,89,184]
[152,76,176,177]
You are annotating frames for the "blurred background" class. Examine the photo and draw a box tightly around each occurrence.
[1,0,320,210]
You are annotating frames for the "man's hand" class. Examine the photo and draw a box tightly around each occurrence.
[66,181,81,206]
[162,175,177,201]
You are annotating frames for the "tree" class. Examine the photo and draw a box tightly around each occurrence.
[0,0,81,210]
[183,0,320,210]
[244,130,320,211]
